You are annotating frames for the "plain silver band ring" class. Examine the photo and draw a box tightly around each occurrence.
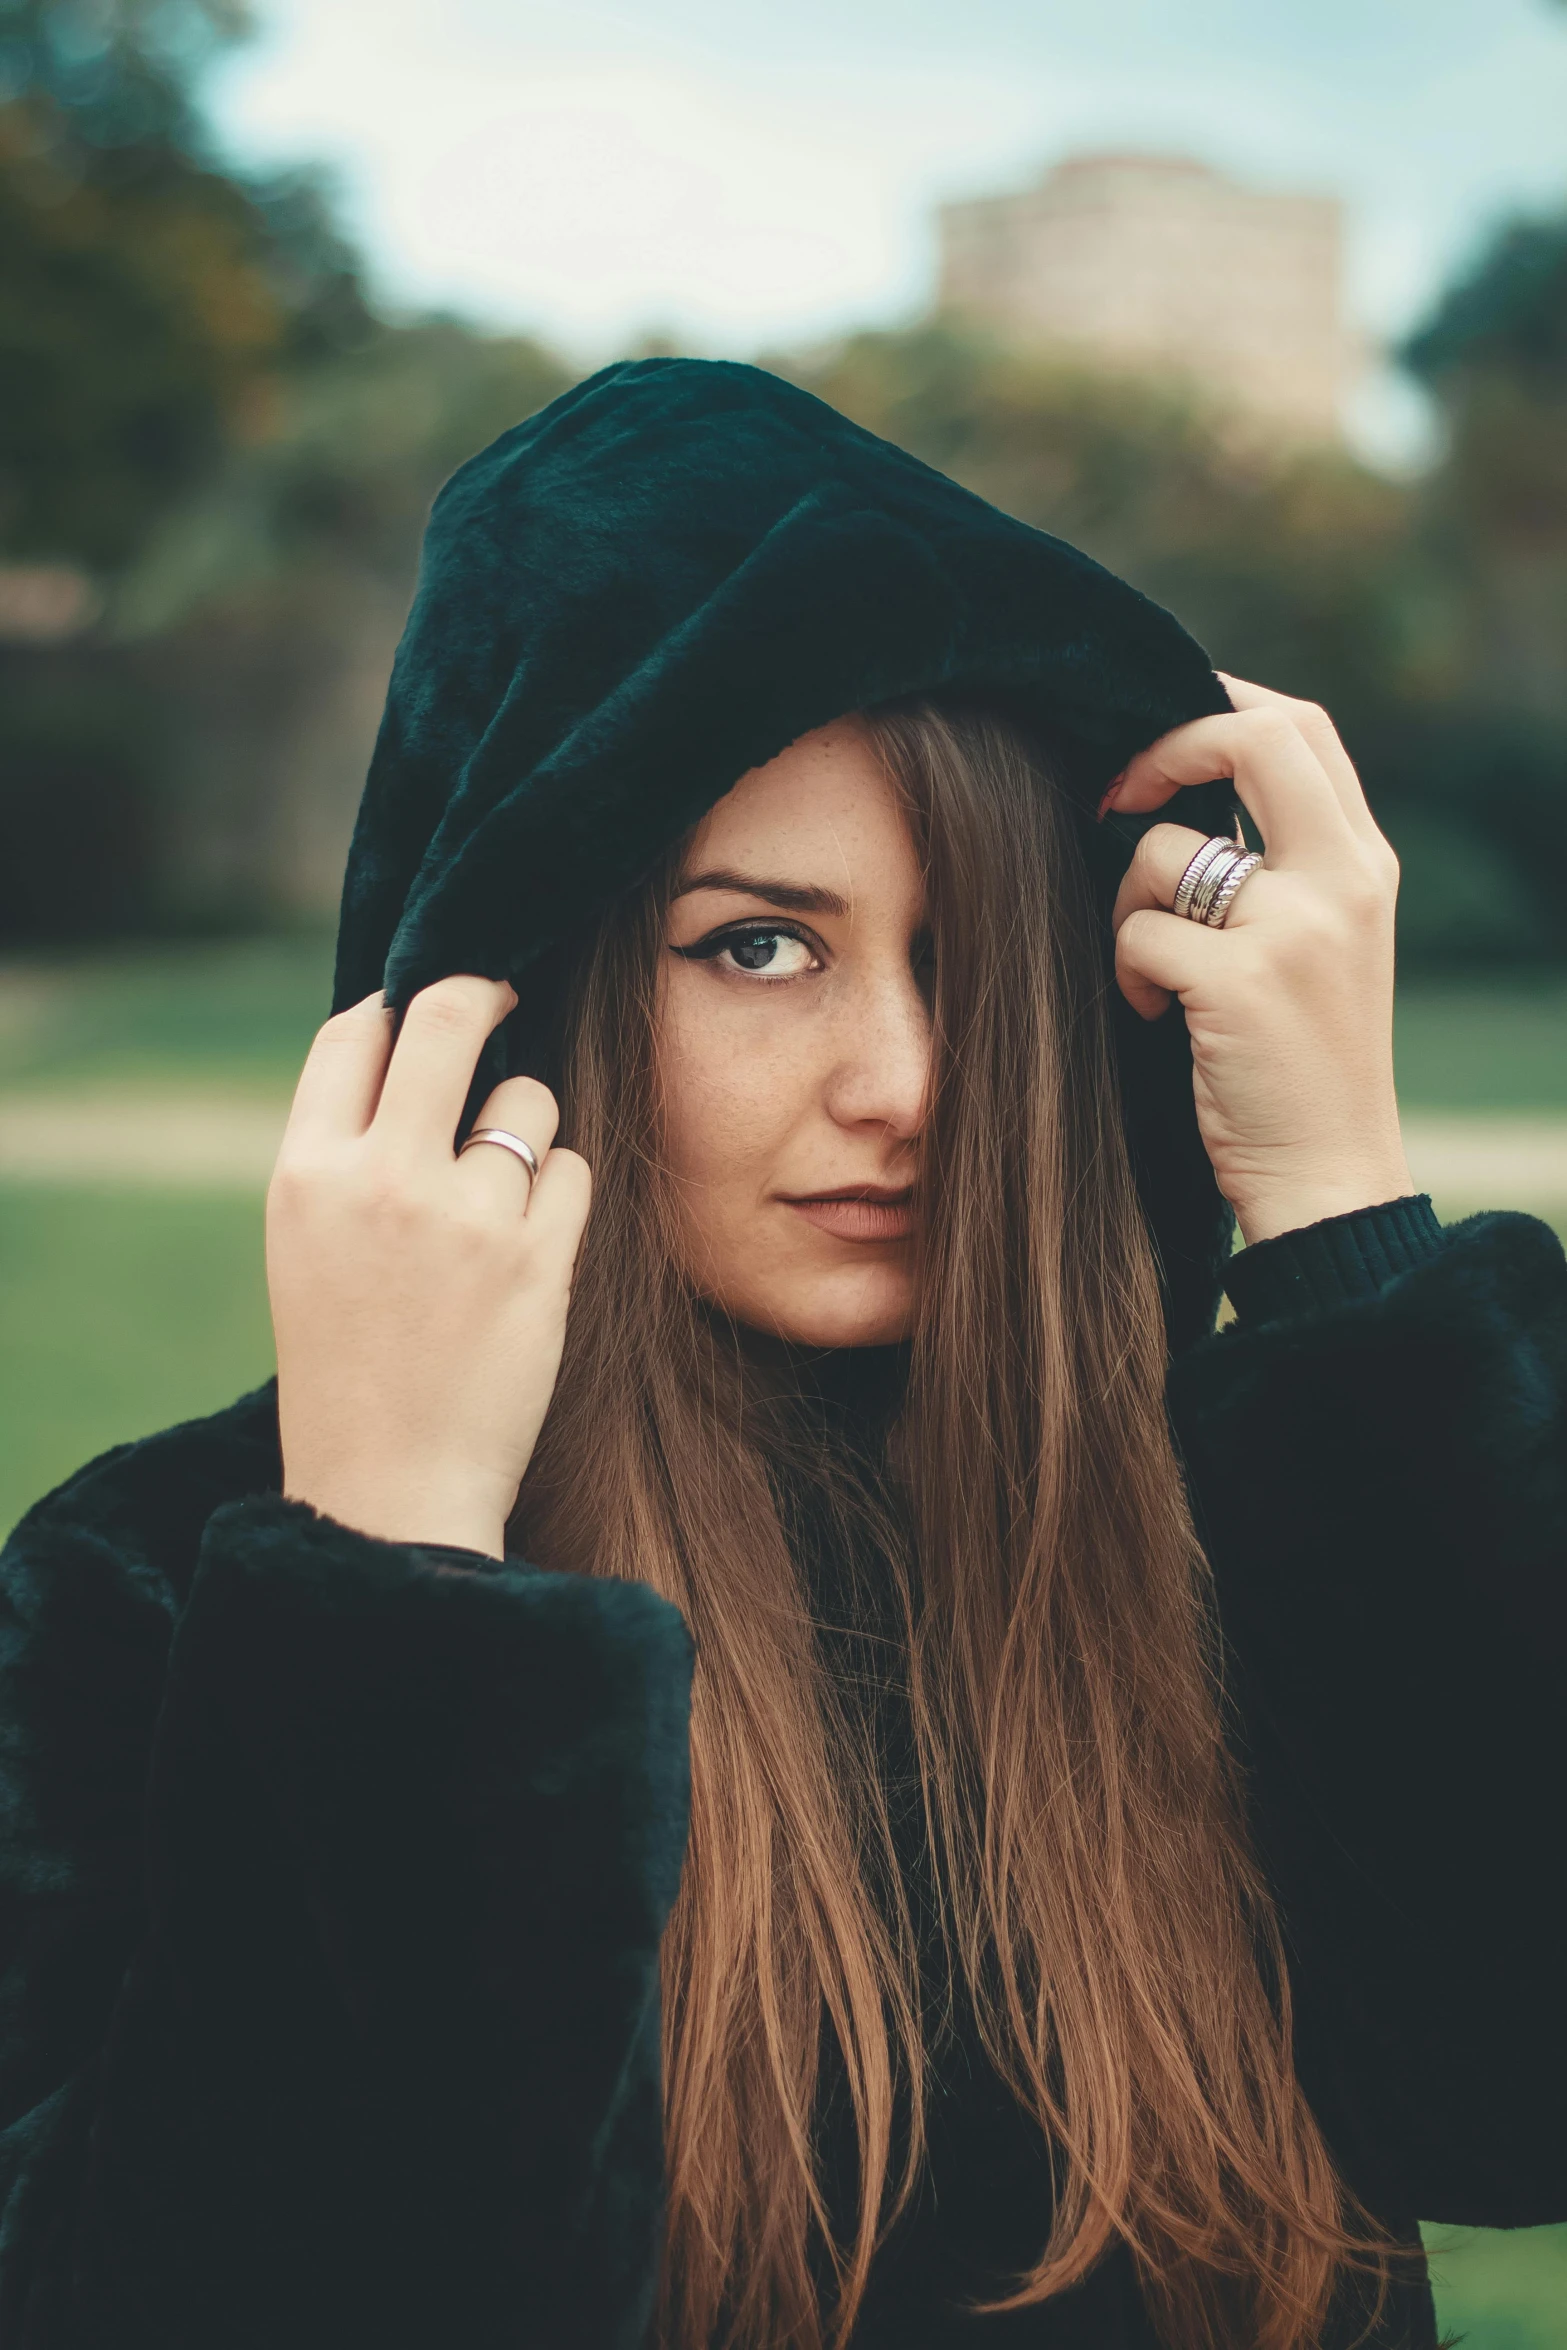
[459,1127,541,1188]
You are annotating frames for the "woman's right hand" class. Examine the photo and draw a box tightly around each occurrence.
[265,976,591,1559]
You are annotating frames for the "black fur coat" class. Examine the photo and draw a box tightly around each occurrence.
[1,1199,1564,2347]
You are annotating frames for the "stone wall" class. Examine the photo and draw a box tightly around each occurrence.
[938,154,1352,443]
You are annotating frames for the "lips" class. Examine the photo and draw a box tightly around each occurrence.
[781,1187,916,1243]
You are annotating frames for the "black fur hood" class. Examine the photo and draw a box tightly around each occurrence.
[328,357,1237,1347]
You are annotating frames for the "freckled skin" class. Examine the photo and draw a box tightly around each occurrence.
[658,719,930,1348]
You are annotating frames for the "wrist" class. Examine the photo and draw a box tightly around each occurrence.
[281,1462,508,1560]
[1230,1159,1418,1249]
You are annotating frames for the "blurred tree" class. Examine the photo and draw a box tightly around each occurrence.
[0,0,268,566]
[1403,212,1567,715]
[0,0,381,571]
[0,0,568,938]
[1388,208,1567,958]
[104,316,572,930]
[118,316,570,629]
[1408,216,1567,388]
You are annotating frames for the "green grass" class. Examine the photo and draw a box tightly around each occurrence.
[0,931,335,1095]
[1422,2222,1567,2349]
[1394,979,1567,1112]
[0,1183,273,1536]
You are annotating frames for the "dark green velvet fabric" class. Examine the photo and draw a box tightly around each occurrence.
[2,361,1564,2345]
[332,356,1230,1012]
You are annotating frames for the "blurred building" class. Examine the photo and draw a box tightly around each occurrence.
[938,154,1351,443]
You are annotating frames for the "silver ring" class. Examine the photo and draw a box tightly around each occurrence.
[1202,850,1263,928]
[1173,837,1263,929]
[459,1127,540,1188]
[1188,846,1246,923]
[1171,836,1237,920]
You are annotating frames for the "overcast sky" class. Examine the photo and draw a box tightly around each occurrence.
[208,0,1567,452]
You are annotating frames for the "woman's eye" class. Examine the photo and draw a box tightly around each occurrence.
[673,923,822,979]
[719,928,816,976]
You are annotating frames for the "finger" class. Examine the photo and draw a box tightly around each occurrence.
[1111,821,1245,933]
[524,1146,593,1263]
[1113,905,1225,1022]
[1216,673,1382,844]
[373,976,517,1151]
[456,1076,562,1209]
[283,991,394,1145]
[1108,707,1355,869]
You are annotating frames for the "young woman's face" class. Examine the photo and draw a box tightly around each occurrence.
[656,718,931,1347]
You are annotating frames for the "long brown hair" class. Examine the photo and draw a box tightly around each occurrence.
[514,702,1386,2349]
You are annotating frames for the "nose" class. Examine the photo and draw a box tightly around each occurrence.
[821,960,931,1144]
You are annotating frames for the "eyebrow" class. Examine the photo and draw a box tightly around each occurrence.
[671,867,851,918]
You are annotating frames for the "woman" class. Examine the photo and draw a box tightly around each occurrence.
[0,359,1562,2350]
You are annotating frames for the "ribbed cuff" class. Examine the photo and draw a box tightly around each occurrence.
[1223,1194,1446,1328]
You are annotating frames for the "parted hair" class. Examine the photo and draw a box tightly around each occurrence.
[512,702,1388,2349]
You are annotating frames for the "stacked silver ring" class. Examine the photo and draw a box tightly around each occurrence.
[1172,836,1264,929]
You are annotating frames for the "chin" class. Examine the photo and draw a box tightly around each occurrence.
[727,1263,916,1350]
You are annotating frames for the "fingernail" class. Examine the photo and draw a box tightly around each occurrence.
[1096,774,1126,822]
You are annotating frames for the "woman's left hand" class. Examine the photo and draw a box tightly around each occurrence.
[1105,674,1414,1247]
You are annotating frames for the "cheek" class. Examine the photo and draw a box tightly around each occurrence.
[656,976,805,1202]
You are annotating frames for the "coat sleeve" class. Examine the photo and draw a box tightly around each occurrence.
[1168,1203,1567,2231]
[0,1442,692,2350]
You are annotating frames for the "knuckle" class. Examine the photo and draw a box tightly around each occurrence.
[510,1076,559,1126]
[1291,898,1341,952]
[268,1144,339,1205]
[450,1194,500,1250]
[1337,869,1382,919]
[407,971,509,1035]
[357,1159,422,1223]
[1238,706,1296,755]
[1268,895,1350,972]
[1339,846,1394,915]
[405,986,480,1041]
[551,1147,592,1190]
[312,1004,372,1049]
[1131,825,1180,878]
[1129,831,1162,883]
[1115,908,1158,962]
[265,1160,310,1218]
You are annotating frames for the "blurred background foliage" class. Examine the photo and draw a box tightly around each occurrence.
[0,0,570,938]
[2,0,1567,967]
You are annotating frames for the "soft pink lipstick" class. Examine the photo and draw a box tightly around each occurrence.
[781,1185,917,1243]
